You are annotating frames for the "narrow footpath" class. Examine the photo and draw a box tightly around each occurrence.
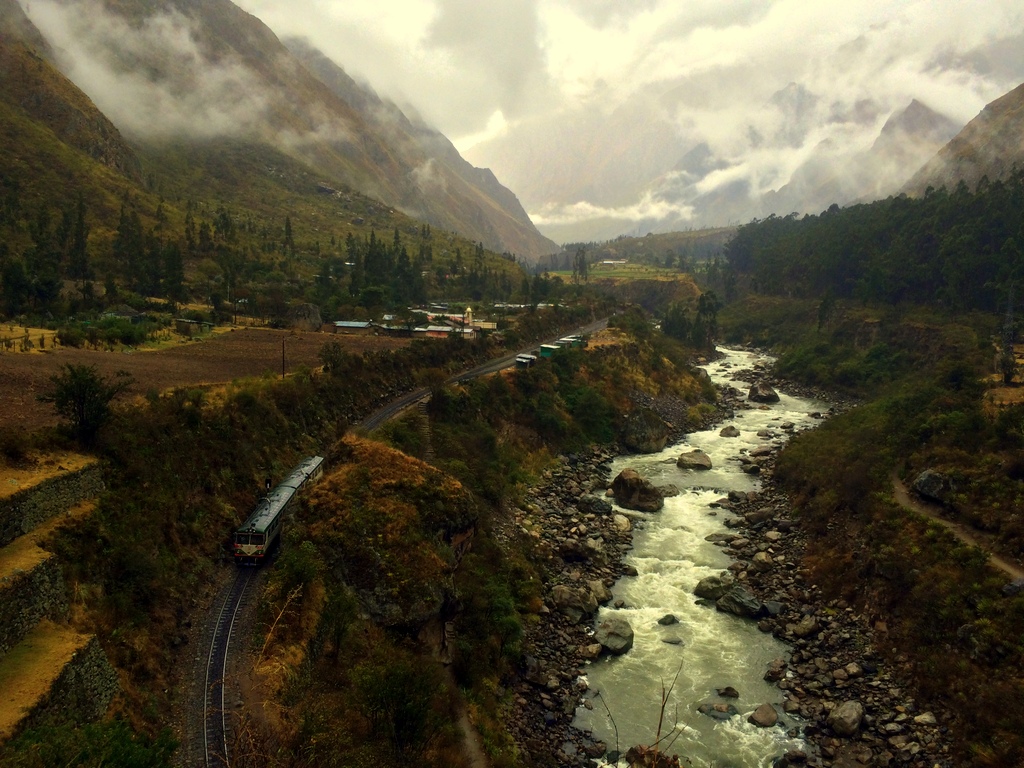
[890,472,1024,581]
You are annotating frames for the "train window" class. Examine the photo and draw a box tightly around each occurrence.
[235,534,250,545]
[252,534,266,545]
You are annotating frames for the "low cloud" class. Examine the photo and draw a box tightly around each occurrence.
[22,0,273,140]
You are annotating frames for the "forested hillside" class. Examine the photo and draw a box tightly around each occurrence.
[725,170,1024,312]
[720,171,1024,766]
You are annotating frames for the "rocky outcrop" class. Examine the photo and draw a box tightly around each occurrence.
[622,408,671,454]
[611,469,664,512]
[912,469,949,505]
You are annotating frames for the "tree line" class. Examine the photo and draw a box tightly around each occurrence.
[724,169,1024,314]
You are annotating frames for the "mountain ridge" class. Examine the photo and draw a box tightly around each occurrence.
[904,80,1024,195]
[19,0,556,262]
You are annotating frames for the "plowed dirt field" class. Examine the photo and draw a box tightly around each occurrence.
[0,328,409,433]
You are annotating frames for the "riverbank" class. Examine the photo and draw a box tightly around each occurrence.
[503,351,956,768]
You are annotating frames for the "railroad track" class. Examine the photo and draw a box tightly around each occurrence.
[204,567,255,768]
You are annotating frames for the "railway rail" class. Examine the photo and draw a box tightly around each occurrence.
[204,567,255,768]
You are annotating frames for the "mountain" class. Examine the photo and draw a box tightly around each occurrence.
[283,38,557,263]
[904,80,1024,195]
[18,0,555,262]
[764,99,961,215]
[0,0,141,182]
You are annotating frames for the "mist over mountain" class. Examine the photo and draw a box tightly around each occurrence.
[15,0,556,262]
[905,80,1024,196]
[470,79,967,243]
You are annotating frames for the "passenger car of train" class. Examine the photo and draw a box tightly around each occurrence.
[233,456,324,564]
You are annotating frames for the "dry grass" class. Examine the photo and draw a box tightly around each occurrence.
[0,499,96,586]
[0,620,92,742]
[0,453,96,501]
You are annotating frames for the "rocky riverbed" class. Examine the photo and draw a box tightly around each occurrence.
[503,353,954,768]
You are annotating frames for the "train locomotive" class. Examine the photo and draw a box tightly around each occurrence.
[233,456,324,564]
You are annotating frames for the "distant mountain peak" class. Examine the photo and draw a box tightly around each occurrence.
[904,80,1024,195]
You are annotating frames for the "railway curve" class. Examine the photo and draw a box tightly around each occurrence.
[203,568,255,768]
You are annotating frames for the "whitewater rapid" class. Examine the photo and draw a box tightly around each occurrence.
[572,347,829,767]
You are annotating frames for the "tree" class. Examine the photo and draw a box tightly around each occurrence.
[572,247,588,285]
[39,364,133,445]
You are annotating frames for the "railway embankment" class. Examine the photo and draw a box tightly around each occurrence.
[0,463,117,745]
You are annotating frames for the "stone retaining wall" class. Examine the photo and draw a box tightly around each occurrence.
[0,464,104,547]
[0,555,69,662]
[17,636,119,736]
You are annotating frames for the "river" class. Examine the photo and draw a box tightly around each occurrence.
[572,347,830,767]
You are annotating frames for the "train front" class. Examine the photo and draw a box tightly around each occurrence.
[233,528,267,564]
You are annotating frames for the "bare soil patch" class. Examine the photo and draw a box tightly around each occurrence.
[0,328,410,433]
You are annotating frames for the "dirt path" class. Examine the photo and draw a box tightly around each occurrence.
[890,472,1024,581]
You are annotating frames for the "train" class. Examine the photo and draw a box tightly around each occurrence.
[232,456,325,564]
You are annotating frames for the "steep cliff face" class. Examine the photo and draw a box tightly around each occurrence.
[19,0,556,261]
[904,81,1024,195]
[0,0,141,181]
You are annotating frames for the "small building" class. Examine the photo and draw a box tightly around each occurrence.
[332,321,373,335]
[175,318,212,337]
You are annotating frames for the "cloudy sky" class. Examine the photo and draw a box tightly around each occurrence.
[20,0,1024,241]
[234,0,1024,149]
[229,0,1024,239]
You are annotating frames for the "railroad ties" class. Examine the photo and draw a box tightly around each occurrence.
[204,569,255,768]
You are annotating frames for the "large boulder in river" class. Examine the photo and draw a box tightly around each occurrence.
[694,572,735,600]
[720,425,741,438]
[595,617,634,655]
[748,381,780,403]
[912,469,950,504]
[622,408,671,454]
[715,585,763,618]
[611,469,664,512]
[677,450,713,471]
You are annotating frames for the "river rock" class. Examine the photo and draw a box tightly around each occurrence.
[748,381,781,403]
[751,551,774,572]
[715,585,763,618]
[697,702,739,720]
[612,514,632,532]
[595,617,634,655]
[749,703,779,728]
[551,585,598,623]
[912,469,949,504]
[716,686,740,698]
[677,450,713,471]
[764,658,787,682]
[788,614,819,638]
[611,469,664,512]
[578,493,613,516]
[588,579,613,605]
[827,700,865,737]
[720,425,741,438]
[622,407,671,454]
[694,572,735,600]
